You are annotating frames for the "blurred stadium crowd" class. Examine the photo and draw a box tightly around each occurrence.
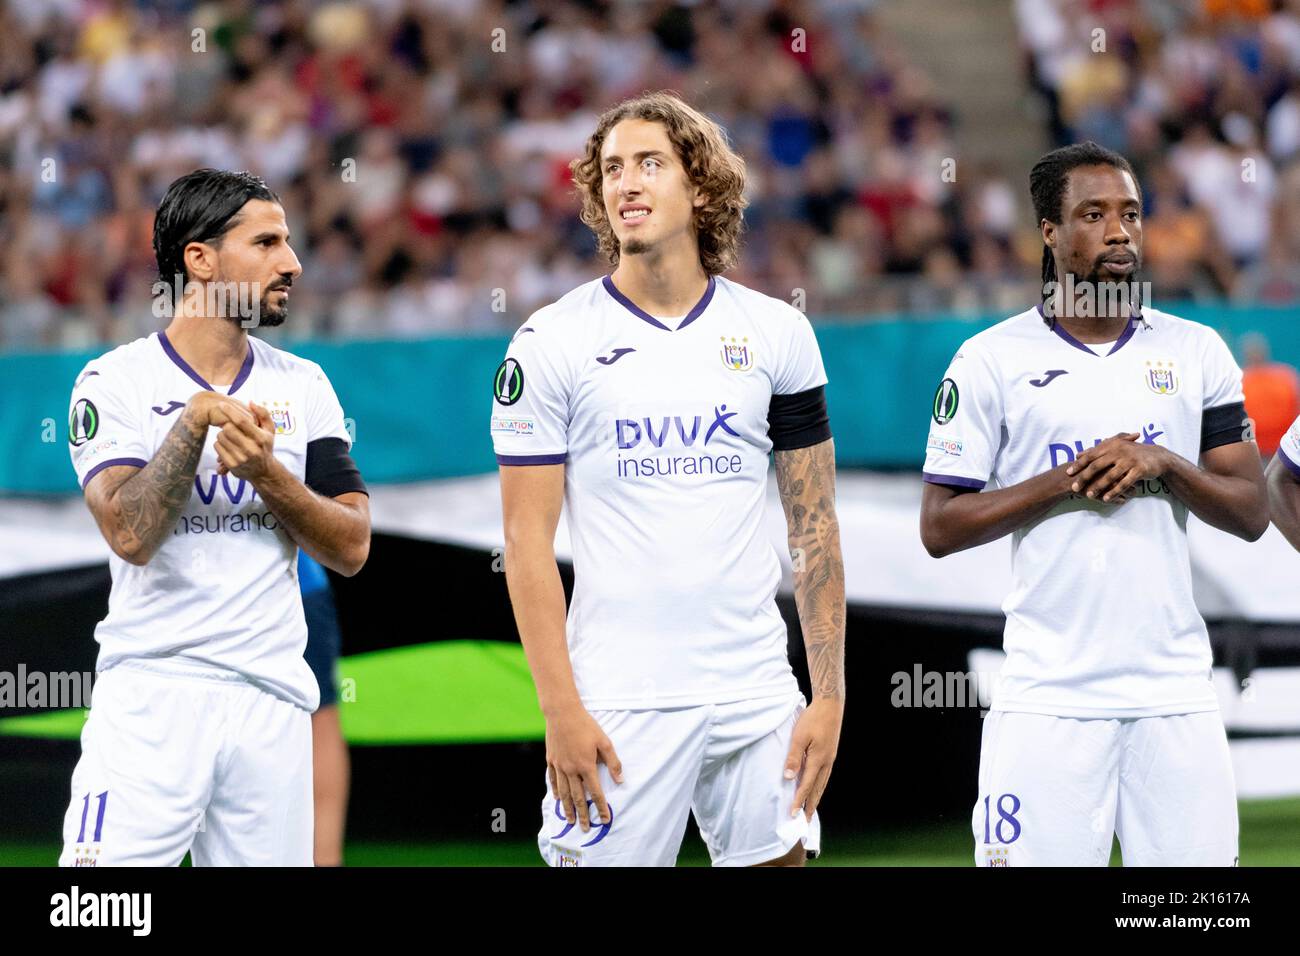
[1018,0,1300,304]
[0,0,1298,351]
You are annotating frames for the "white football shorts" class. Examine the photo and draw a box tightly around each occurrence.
[538,690,823,867]
[59,662,313,867]
[973,709,1238,866]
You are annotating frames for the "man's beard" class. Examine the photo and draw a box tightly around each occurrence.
[622,237,653,256]
[1083,260,1143,289]
[255,290,288,327]
[1046,254,1145,319]
[1089,260,1143,308]
[216,281,290,328]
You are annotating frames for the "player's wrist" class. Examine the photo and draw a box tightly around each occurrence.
[1051,462,1080,499]
[539,691,585,719]
[249,455,290,492]
[180,396,212,435]
[1154,445,1181,477]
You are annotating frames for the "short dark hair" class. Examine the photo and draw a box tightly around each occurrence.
[1030,142,1140,316]
[153,168,280,284]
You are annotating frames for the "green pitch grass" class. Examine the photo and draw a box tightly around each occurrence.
[5,798,1299,866]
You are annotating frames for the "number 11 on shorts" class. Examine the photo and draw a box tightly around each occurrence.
[77,790,108,843]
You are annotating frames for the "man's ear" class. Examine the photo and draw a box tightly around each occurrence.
[1041,219,1056,250]
[183,241,220,283]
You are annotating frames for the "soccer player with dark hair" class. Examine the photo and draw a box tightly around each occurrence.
[61,168,369,866]
[920,142,1267,866]
[492,92,846,867]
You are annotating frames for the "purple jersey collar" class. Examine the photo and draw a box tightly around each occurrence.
[1036,303,1142,357]
[602,273,717,332]
[157,331,255,394]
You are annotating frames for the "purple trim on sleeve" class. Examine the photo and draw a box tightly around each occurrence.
[496,453,567,466]
[158,331,255,393]
[602,274,716,331]
[922,471,986,490]
[1278,446,1300,480]
[1036,303,1140,356]
[81,457,147,489]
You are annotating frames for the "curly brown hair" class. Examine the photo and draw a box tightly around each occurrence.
[570,91,748,276]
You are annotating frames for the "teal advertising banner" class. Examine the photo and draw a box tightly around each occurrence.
[1,303,1295,495]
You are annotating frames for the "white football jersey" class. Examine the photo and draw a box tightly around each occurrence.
[491,274,828,709]
[68,331,355,711]
[923,305,1246,718]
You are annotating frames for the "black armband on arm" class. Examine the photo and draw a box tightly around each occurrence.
[768,385,832,452]
[305,437,368,498]
[1201,401,1248,453]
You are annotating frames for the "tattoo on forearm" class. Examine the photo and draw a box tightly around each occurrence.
[113,411,207,558]
[776,440,846,700]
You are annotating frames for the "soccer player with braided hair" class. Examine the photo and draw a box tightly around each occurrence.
[920,143,1266,866]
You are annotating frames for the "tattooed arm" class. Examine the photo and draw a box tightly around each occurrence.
[774,437,845,821]
[84,392,256,565]
[776,437,846,699]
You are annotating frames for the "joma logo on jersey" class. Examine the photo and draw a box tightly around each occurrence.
[616,405,741,449]
[720,336,753,371]
[1048,423,1164,466]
